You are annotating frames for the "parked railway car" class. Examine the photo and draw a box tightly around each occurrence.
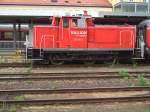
[26,11,150,65]
[0,24,29,50]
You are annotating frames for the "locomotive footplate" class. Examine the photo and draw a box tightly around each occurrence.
[27,48,43,60]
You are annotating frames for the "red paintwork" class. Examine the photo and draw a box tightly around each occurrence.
[33,26,59,48]
[146,25,150,48]
[88,25,135,48]
[33,17,136,49]
[59,28,88,48]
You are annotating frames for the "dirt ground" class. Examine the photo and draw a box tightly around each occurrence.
[1,65,150,74]
[0,78,147,90]
[33,66,150,73]
[2,102,150,112]
[0,90,149,100]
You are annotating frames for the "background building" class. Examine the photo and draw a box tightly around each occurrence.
[109,0,149,13]
[0,0,112,17]
[109,0,148,5]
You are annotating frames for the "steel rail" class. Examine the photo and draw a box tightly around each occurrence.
[0,96,150,105]
[0,71,150,76]
[1,63,150,68]
[0,74,150,80]
[0,87,149,94]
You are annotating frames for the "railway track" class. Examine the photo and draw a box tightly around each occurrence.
[1,70,150,76]
[0,75,150,80]
[0,87,149,105]
[0,69,149,106]
[1,96,150,105]
[0,62,150,68]
[0,71,150,80]
[0,87,149,94]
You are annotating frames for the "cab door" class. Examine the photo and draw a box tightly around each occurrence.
[59,17,87,48]
[59,17,71,48]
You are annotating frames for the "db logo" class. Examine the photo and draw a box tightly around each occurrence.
[71,31,87,35]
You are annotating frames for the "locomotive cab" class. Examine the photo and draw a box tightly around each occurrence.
[60,16,88,48]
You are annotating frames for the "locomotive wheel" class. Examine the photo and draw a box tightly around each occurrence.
[83,56,95,65]
[49,55,64,66]
[104,56,118,65]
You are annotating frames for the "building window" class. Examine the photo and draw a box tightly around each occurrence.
[0,31,27,41]
[114,4,122,12]
[77,1,81,3]
[4,32,13,40]
[122,3,135,12]
[51,0,57,2]
[65,1,69,3]
[136,4,148,12]
[0,32,13,40]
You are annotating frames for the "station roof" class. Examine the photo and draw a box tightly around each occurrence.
[0,0,112,7]
[0,11,149,25]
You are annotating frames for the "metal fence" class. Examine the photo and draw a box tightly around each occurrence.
[0,41,26,50]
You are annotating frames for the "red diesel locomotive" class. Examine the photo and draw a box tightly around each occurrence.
[26,11,150,65]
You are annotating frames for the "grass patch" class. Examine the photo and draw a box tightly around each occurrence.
[119,70,131,80]
[0,105,17,112]
[14,95,25,101]
[137,74,150,87]
[25,80,33,85]
[132,60,138,68]
[119,70,150,87]
[26,63,32,74]
[9,106,17,112]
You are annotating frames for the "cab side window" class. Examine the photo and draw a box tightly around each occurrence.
[63,19,69,28]
[72,19,78,27]
[71,18,86,28]
[78,19,86,28]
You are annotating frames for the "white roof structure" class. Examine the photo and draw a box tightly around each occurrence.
[0,5,112,17]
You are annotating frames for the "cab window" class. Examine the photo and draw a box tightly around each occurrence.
[63,19,69,28]
[78,19,86,28]
[72,18,86,28]
[72,19,78,27]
